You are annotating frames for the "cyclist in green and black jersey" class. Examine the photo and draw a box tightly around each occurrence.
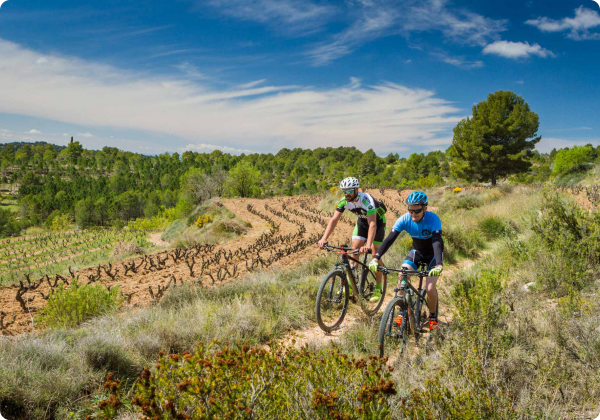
[318,177,387,302]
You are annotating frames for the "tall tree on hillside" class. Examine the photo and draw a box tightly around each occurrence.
[447,90,540,186]
[227,161,260,198]
[67,137,84,163]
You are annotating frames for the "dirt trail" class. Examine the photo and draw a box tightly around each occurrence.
[286,250,481,352]
[285,190,484,353]
[148,233,170,248]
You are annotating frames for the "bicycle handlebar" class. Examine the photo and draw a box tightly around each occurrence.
[322,243,360,254]
[377,266,429,276]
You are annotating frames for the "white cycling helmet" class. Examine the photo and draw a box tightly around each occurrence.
[339,177,360,189]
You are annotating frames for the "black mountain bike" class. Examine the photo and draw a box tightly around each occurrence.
[315,244,388,333]
[376,265,437,357]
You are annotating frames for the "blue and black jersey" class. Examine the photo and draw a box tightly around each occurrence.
[375,211,443,266]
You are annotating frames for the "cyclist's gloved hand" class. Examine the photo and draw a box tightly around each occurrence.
[428,265,443,277]
[368,259,379,273]
[318,239,327,249]
[360,245,372,254]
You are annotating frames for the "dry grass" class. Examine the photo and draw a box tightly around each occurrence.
[109,240,145,259]
[0,255,332,418]
[3,186,599,419]
[163,199,251,247]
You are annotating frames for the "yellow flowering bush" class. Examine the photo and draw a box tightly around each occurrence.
[453,187,462,194]
[195,215,212,228]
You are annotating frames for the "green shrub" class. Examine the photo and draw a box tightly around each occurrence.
[453,195,483,210]
[478,216,517,240]
[552,145,594,175]
[127,211,175,231]
[532,192,600,278]
[444,225,485,259]
[37,280,124,328]
[161,218,186,242]
[398,371,517,419]
[554,169,591,186]
[125,341,396,419]
[409,269,516,420]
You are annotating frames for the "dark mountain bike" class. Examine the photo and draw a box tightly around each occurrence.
[376,265,437,358]
[315,244,388,333]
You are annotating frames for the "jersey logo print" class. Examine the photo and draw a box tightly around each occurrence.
[422,229,431,237]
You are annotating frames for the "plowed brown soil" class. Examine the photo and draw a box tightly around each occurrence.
[0,196,351,336]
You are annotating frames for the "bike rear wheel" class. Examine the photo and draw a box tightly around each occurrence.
[315,269,349,333]
[359,255,387,316]
[377,296,409,358]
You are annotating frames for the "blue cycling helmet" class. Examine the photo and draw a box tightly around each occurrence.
[406,191,428,205]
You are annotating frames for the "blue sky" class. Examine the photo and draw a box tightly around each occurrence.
[0,0,598,156]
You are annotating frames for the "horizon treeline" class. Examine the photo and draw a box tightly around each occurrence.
[0,139,599,237]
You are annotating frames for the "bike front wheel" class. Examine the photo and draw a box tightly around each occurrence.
[315,269,349,333]
[377,296,410,358]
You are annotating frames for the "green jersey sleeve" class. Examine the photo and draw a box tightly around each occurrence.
[336,197,347,213]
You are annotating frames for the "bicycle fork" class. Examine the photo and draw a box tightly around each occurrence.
[396,275,419,334]
[336,263,360,300]
[344,264,360,296]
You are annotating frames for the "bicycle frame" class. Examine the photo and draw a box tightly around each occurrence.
[380,266,430,331]
[382,266,428,300]
[316,244,388,333]
[327,244,367,299]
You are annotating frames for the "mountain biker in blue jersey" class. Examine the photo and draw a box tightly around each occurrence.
[318,177,387,303]
[368,191,443,330]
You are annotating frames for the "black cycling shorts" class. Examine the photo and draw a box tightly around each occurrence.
[352,219,386,245]
[403,249,441,270]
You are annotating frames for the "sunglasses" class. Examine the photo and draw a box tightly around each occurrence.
[407,208,424,214]
[342,189,355,195]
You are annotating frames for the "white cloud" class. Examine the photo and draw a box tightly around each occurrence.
[27,129,41,134]
[431,52,484,69]
[536,137,600,153]
[173,62,209,80]
[35,57,49,64]
[0,129,12,138]
[306,0,507,65]
[482,41,556,59]
[307,7,397,66]
[403,0,508,47]
[515,80,524,84]
[0,38,462,154]
[526,7,600,40]
[545,126,593,132]
[78,132,94,137]
[181,143,255,155]
[237,79,266,89]
[201,0,333,34]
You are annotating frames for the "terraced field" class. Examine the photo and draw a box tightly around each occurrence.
[1,191,409,335]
